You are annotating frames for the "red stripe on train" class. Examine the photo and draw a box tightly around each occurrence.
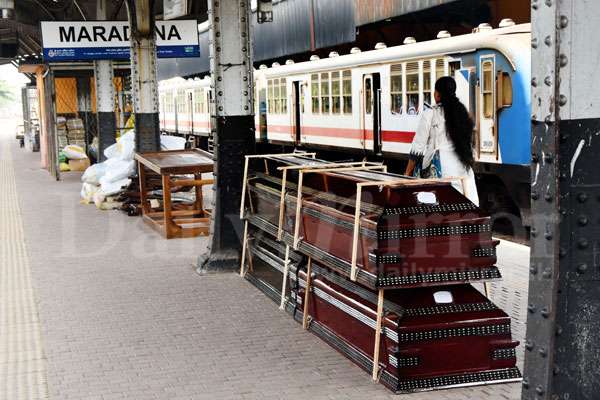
[267,125,415,143]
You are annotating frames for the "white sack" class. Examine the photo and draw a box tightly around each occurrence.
[100,160,135,185]
[63,145,88,160]
[100,178,131,196]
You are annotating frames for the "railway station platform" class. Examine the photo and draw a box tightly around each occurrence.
[1,118,528,400]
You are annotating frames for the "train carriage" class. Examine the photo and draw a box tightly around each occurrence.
[159,77,212,137]
[255,22,530,167]
[159,21,532,225]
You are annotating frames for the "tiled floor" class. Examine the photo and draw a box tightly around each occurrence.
[1,120,529,400]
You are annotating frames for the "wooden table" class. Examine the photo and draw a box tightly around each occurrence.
[135,149,214,239]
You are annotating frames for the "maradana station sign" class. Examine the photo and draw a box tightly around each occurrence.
[41,20,200,61]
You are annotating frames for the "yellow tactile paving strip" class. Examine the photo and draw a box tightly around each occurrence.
[0,131,49,400]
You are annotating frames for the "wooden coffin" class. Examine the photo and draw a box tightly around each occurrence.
[294,268,521,393]
[247,170,501,288]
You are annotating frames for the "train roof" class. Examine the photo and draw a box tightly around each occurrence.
[159,75,210,89]
[259,23,531,78]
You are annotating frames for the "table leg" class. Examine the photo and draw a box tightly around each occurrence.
[138,162,150,214]
[194,173,204,215]
[162,174,175,238]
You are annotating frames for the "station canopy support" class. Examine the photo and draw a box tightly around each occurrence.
[94,0,117,162]
[126,0,161,153]
[76,76,94,153]
[523,1,600,399]
[197,0,256,273]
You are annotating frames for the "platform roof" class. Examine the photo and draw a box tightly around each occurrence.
[1,0,463,78]
[0,0,208,70]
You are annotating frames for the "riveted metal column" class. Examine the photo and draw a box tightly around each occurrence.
[95,62,117,161]
[126,0,160,153]
[197,0,255,273]
[95,0,117,161]
[523,2,600,399]
[76,76,95,155]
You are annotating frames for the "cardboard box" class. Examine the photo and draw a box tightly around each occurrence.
[68,158,90,172]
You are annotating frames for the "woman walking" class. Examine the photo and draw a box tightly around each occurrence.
[404,76,480,206]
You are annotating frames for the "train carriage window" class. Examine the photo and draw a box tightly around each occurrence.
[177,89,185,113]
[498,72,513,107]
[255,85,259,114]
[300,83,305,114]
[406,62,419,114]
[342,70,352,114]
[482,61,494,118]
[268,79,274,114]
[423,61,432,107]
[311,74,319,114]
[165,92,173,113]
[390,64,403,114]
[449,61,461,78]
[274,78,281,114]
[194,89,202,113]
[436,59,445,81]
[320,72,330,114]
[280,78,287,114]
[332,71,341,114]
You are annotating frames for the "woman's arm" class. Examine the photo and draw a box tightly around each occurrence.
[405,109,434,177]
[404,159,416,176]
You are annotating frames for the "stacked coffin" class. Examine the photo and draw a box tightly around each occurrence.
[240,153,521,393]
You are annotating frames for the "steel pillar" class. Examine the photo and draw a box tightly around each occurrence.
[126,0,160,153]
[76,76,96,157]
[95,0,117,162]
[523,2,600,400]
[197,0,255,273]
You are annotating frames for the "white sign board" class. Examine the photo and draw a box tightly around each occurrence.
[164,0,188,20]
[41,20,199,61]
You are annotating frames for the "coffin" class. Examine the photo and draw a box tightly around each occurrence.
[294,267,521,393]
[247,168,501,288]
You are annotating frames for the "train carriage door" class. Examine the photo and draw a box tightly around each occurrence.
[291,81,302,145]
[362,74,381,153]
[205,89,212,133]
[186,89,194,135]
[174,91,179,134]
[373,74,382,155]
[478,56,498,157]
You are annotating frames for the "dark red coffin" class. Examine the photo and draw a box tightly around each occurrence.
[294,267,521,393]
[247,170,501,288]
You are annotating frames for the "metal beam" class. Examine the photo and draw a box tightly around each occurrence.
[95,0,117,161]
[197,0,255,273]
[523,2,600,400]
[126,0,160,153]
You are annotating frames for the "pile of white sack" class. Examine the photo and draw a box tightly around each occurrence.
[80,131,186,208]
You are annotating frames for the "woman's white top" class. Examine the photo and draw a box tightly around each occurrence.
[409,105,480,206]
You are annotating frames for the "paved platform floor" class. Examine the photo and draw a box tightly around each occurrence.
[1,122,529,400]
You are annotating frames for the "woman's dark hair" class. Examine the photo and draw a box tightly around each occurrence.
[435,76,475,168]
